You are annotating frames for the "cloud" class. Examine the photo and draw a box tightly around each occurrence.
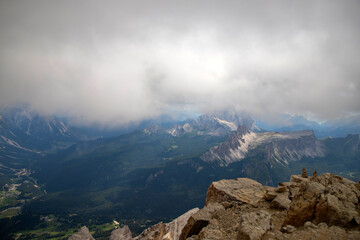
[0,0,359,126]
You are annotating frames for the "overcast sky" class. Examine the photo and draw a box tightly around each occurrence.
[1,0,359,126]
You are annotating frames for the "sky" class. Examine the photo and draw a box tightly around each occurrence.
[0,0,359,127]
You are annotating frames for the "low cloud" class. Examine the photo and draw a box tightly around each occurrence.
[1,0,359,126]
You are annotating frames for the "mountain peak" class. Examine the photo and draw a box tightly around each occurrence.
[201,128,324,166]
[234,124,251,137]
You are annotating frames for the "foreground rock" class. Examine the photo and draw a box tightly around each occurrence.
[110,225,132,240]
[205,178,266,206]
[179,172,360,239]
[69,172,360,240]
[131,208,199,240]
[68,226,94,240]
[284,173,360,227]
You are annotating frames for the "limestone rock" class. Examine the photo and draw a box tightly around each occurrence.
[290,174,309,184]
[134,222,166,240]
[197,225,227,240]
[284,181,326,226]
[317,222,328,229]
[304,221,318,229]
[205,178,265,206]
[281,225,296,233]
[68,226,94,240]
[285,173,360,227]
[179,204,223,240]
[164,208,200,240]
[136,172,360,240]
[237,210,272,240]
[135,208,199,240]
[110,226,132,240]
[264,188,277,201]
[271,193,291,210]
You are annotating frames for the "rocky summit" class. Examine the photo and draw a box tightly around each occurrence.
[69,171,360,240]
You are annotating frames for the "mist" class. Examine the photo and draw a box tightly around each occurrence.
[1,0,359,127]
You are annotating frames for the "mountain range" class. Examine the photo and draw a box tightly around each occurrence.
[0,105,359,239]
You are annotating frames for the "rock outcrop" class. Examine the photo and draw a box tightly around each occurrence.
[205,177,266,206]
[179,172,360,239]
[110,225,132,240]
[69,172,360,240]
[133,208,199,240]
[68,226,94,240]
[201,126,325,166]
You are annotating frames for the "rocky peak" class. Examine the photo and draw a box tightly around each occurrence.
[157,111,257,137]
[234,124,251,137]
[201,125,255,166]
[143,124,165,135]
[178,171,360,239]
[201,128,325,166]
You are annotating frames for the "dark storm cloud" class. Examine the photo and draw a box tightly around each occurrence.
[1,0,359,126]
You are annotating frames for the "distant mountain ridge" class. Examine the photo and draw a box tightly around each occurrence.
[144,111,259,137]
[0,105,89,152]
[256,113,360,138]
[201,125,325,166]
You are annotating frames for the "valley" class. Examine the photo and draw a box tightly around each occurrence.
[0,107,359,239]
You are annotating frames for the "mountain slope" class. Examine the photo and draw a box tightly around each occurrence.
[163,111,258,137]
[201,125,324,166]
[0,105,89,152]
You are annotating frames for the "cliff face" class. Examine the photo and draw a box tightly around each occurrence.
[69,172,360,240]
[201,126,325,166]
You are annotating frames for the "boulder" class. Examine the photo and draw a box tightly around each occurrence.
[285,173,360,227]
[164,208,199,240]
[134,222,166,240]
[68,226,94,240]
[237,210,272,240]
[304,221,318,229]
[271,193,291,210]
[179,204,223,240]
[281,225,296,233]
[205,178,266,206]
[135,208,199,240]
[264,188,278,201]
[284,181,325,226]
[110,226,132,240]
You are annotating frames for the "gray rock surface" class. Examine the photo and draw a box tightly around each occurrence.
[205,178,266,206]
[237,210,272,240]
[110,225,133,240]
[177,173,360,240]
[270,193,291,210]
[68,226,94,240]
[134,208,199,240]
[285,173,360,227]
[201,126,325,166]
